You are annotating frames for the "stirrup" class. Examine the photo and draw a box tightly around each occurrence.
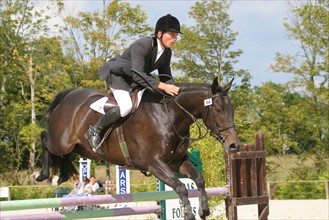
[84,126,103,154]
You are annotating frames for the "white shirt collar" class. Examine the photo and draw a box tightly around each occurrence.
[155,38,164,63]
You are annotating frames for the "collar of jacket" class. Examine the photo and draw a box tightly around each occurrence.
[152,36,169,51]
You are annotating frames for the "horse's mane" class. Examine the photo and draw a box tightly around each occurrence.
[177,82,226,94]
[177,82,210,92]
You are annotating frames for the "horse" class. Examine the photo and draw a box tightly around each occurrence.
[36,77,240,220]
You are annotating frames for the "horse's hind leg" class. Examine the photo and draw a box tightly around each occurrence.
[36,131,50,182]
[57,154,75,185]
[149,157,195,220]
[179,158,210,219]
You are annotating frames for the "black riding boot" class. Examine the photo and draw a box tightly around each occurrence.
[85,106,121,151]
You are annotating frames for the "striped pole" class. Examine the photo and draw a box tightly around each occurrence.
[0,186,229,212]
[1,205,161,220]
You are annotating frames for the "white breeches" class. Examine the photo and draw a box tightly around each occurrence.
[110,88,132,117]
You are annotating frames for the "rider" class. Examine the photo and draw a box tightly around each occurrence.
[85,14,182,150]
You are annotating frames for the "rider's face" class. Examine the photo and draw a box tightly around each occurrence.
[158,31,179,48]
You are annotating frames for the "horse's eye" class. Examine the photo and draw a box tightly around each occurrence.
[215,105,222,113]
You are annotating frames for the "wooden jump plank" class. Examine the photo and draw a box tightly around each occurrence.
[230,151,266,160]
[232,195,269,206]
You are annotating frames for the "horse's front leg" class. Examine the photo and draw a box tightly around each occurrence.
[179,158,210,220]
[149,156,195,220]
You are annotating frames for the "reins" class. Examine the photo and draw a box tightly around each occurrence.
[148,74,235,143]
[163,94,209,142]
[162,89,235,144]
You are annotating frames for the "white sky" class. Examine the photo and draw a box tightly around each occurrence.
[38,0,299,86]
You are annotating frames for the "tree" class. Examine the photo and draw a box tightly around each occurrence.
[173,0,254,146]
[173,0,250,85]
[252,83,301,154]
[0,0,73,184]
[270,0,328,182]
[271,0,328,101]
[173,1,254,216]
[270,1,328,150]
[57,0,152,89]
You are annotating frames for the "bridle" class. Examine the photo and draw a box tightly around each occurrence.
[163,89,235,144]
[149,73,235,144]
[203,90,235,144]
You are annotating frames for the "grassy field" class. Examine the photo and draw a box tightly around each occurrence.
[0,155,327,201]
[94,165,157,193]
[0,155,325,196]
[93,155,315,183]
[0,155,316,186]
[266,155,319,181]
[267,155,300,181]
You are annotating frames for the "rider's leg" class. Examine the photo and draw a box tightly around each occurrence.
[111,88,133,118]
[85,88,132,150]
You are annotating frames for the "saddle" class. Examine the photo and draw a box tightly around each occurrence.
[103,88,141,113]
[96,88,144,168]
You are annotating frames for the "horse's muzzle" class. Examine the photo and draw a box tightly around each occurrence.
[222,133,241,153]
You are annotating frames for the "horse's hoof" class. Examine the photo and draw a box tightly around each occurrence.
[57,176,69,185]
[199,208,210,219]
[36,173,49,182]
[184,213,196,220]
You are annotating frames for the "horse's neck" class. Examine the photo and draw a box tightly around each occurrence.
[175,90,207,120]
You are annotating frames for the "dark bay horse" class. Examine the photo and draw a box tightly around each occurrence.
[36,77,240,220]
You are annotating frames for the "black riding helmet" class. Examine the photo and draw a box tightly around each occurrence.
[155,14,183,34]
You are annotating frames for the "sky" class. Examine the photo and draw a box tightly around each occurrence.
[46,0,299,87]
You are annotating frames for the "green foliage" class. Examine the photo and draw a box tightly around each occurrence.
[229,82,255,144]
[0,141,17,173]
[275,181,326,199]
[189,123,226,211]
[58,0,152,88]
[172,0,254,152]
[131,176,156,193]
[8,185,73,200]
[20,123,44,145]
[173,0,250,85]
[268,1,328,195]
[10,186,54,200]
[274,162,328,199]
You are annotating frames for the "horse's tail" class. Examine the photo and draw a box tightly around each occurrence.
[40,130,79,183]
[50,153,79,183]
[48,88,76,120]
[40,130,48,149]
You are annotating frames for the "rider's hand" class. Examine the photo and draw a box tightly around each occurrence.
[158,82,180,96]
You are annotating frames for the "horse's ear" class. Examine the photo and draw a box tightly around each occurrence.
[222,78,234,93]
[211,77,219,94]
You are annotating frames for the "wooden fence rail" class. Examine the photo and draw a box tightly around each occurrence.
[225,132,269,220]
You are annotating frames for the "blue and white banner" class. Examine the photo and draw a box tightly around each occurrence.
[79,158,91,182]
[116,165,130,194]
